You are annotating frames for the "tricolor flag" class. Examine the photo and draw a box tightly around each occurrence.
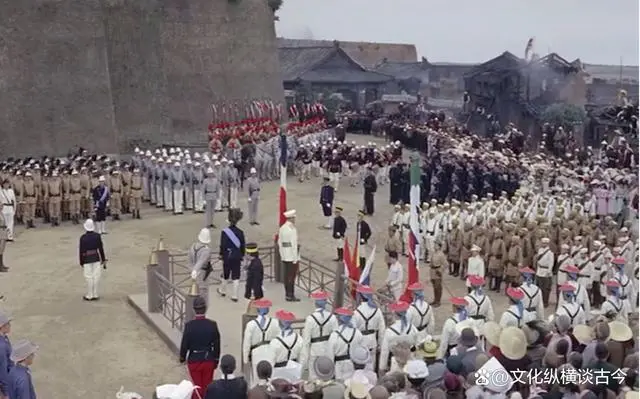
[343,238,360,298]
[278,125,288,227]
[400,156,421,303]
[524,37,534,60]
[358,245,376,286]
[352,222,360,269]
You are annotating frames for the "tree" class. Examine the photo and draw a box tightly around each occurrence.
[541,103,587,129]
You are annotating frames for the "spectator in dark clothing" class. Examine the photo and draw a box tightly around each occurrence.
[79,218,106,301]
[247,361,272,399]
[205,354,247,399]
[587,343,621,393]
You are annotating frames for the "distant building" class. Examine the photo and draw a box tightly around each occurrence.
[278,42,394,109]
[277,38,418,68]
[581,63,639,105]
[464,51,584,135]
[374,57,476,110]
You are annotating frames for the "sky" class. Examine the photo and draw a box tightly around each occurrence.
[275,0,639,66]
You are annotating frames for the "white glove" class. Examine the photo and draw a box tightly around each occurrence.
[326,203,330,207]
[190,270,198,280]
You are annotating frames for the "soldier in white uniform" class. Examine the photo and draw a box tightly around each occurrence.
[619,235,635,276]
[202,168,220,228]
[555,284,587,326]
[499,287,533,328]
[352,284,385,371]
[558,265,591,316]
[246,168,261,225]
[242,299,281,386]
[465,245,485,292]
[574,247,593,296]
[268,310,303,372]
[590,240,606,308]
[300,291,338,380]
[380,301,419,373]
[385,251,404,300]
[437,297,468,359]
[278,209,300,301]
[422,207,439,262]
[228,160,240,208]
[610,257,636,312]
[405,283,435,343]
[556,244,573,303]
[464,275,494,328]
[171,162,184,214]
[534,237,555,307]
[519,267,545,321]
[328,307,364,382]
[600,279,632,323]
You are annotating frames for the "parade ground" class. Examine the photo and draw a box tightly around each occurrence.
[0,134,513,398]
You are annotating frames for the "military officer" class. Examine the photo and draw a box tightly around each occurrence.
[241,299,281,385]
[46,170,63,226]
[380,301,419,373]
[109,170,123,220]
[352,284,385,371]
[68,169,82,224]
[92,176,110,234]
[203,167,220,228]
[332,206,347,261]
[519,267,545,321]
[464,275,494,328]
[356,210,372,269]
[437,297,468,358]
[278,209,300,302]
[218,208,246,301]
[406,283,435,341]
[268,310,303,372]
[320,177,334,229]
[246,168,260,225]
[534,237,554,307]
[130,168,143,219]
[299,291,338,380]
[328,306,364,381]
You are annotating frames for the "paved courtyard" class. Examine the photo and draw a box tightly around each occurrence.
[0,134,512,398]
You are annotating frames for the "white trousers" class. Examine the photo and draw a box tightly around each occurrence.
[172,188,184,214]
[83,262,102,299]
[221,186,229,207]
[330,172,340,191]
[2,208,14,240]
[95,221,107,234]
[156,183,164,206]
[163,186,172,211]
[194,188,204,212]
[185,186,193,210]
[230,186,239,208]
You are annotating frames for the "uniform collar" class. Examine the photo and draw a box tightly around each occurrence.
[195,315,206,319]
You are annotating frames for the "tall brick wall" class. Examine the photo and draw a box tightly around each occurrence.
[0,0,284,157]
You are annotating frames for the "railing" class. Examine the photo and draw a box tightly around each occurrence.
[146,263,192,333]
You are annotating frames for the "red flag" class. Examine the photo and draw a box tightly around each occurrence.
[343,238,360,299]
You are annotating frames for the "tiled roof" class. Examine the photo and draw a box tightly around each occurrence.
[278,47,336,81]
[300,69,392,84]
[373,61,430,81]
[583,63,639,83]
[277,38,417,68]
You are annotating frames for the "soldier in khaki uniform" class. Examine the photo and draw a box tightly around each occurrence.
[61,169,71,221]
[430,241,447,307]
[12,171,24,225]
[472,226,490,264]
[121,165,132,214]
[33,166,43,219]
[488,228,506,291]
[80,167,92,219]
[504,235,523,290]
[0,203,9,271]
[446,219,463,277]
[384,226,402,265]
[46,170,63,226]
[21,172,38,228]
[520,227,533,268]
[460,222,473,280]
[109,170,122,220]
[69,170,82,224]
[129,168,143,219]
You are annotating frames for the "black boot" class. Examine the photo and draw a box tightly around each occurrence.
[453,262,460,277]
[137,210,141,219]
[334,248,343,261]
[494,277,502,292]
[55,218,60,226]
[0,255,8,272]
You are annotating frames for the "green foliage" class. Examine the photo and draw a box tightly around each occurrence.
[541,103,587,128]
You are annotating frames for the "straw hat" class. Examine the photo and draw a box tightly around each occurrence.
[415,339,438,359]
[625,391,639,399]
[344,381,371,399]
[572,324,593,345]
[609,321,633,342]
[498,327,527,360]
[481,321,502,347]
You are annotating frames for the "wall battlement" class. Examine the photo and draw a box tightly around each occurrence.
[0,0,284,157]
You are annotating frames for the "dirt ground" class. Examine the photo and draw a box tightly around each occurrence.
[0,134,511,398]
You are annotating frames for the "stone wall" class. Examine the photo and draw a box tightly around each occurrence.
[0,0,284,157]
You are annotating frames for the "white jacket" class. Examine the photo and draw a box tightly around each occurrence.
[466,256,485,287]
[535,247,555,278]
[328,326,364,381]
[600,296,631,324]
[555,302,586,326]
[437,315,462,359]
[380,320,419,371]
[269,331,303,367]
[299,309,339,373]
[590,250,605,283]
[557,281,591,316]
[406,299,435,342]
[352,303,386,353]
[464,292,494,326]
[242,316,281,384]
[520,283,545,321]
[556,254,573,286]
[278,222,299,262]
[499,305,535,328]
[574,256,593,289]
